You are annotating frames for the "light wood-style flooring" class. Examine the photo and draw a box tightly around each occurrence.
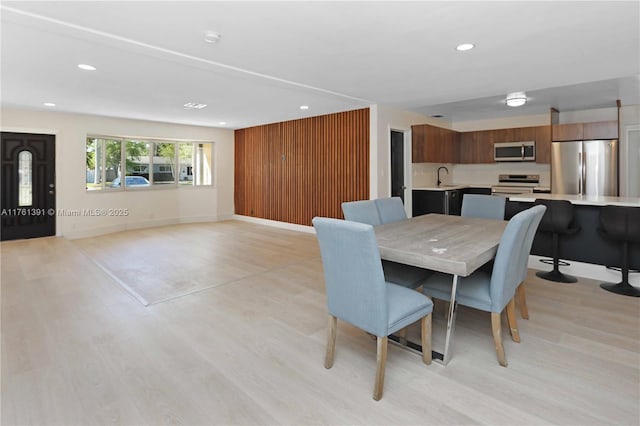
[2,220,639,425]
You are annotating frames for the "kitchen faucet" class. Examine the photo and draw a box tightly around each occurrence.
[437,166,449,187]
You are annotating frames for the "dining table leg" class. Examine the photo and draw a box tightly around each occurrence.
[441,274,459,365]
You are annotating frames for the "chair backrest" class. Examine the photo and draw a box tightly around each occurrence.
[312,217,388,336]
[489,206,539,312]
[375,197,407,224]
[517,205,547,282]
[341,200,381,226]
[599,205,640,243]
[461,194,506,220]
[533,199,578,233]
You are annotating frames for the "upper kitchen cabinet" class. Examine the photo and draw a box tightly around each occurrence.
[458,125,549,164]
[535,125,551,164]
[459,131,493,163]
[552,121,618,141]
[552,123,583,141]
[584,121,619,140]
[412,124,459,163]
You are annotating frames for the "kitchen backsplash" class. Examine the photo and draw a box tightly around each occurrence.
[412,162,550,187]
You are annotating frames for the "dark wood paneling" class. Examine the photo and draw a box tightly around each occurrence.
[234,108,369,226]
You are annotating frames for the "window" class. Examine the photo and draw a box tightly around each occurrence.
[86,136,213,191]
[154,143,175,184]
[18,150,32,206]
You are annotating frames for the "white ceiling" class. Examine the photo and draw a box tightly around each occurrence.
[1,1,639,129]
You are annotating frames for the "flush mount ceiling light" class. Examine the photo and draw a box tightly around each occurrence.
[456,43,475,51]
[77,63,96,71]
[505,92,527,107]
[299,105,309,110]
[204,31,221,44]
[183,102,207,109]
[43,102,56,107]
[218,121,227,125]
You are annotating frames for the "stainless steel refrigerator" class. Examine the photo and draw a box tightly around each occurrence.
[551,140,618,196]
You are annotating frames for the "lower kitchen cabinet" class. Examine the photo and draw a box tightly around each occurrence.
[412,189,462,216]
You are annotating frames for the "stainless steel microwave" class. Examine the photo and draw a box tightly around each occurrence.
[494,141,536,162]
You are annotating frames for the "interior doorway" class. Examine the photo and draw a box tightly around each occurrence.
[390,130,406,202]
[1,132,56,241]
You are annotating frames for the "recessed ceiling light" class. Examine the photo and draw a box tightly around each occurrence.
[43,102,56,107]
[299,105,309,110]
[455,43,475,51]
[204,31,221,44]
[218,121,227,125]
[431,114,443,118]
[77,63,96,71]
[183,102,207,109]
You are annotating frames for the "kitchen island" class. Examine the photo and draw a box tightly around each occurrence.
[505,193,640,271]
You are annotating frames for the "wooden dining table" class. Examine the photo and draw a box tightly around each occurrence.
[374,213,507,365]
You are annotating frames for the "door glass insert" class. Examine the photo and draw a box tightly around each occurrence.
[18,150,32,206]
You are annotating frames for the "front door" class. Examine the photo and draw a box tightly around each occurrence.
[1,132,56,241]
[390,130,405,202]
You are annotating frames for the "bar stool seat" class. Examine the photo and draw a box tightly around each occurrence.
[533,199,580,283]
[598,205,640,297]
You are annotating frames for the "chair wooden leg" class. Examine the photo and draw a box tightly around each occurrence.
[517,284,529,320]
[397,327,408,345]
[421,314,432,365]
[373,336,388,401]
[505,298,521,343]
[324,315,337,369]
[491,312,507,367]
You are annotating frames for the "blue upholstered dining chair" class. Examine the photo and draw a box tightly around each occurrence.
[514,205,547,319]
[420,205,546,367]
[460,193,535,317]
[312,217,433,401]
[342,199,433,289]
[461,194,506,220]
[341,200,381,226]
[375,197,408,224]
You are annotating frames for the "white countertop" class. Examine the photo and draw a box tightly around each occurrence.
[508,193,640,207]
[413,184,551,192]
[413,184,491,191]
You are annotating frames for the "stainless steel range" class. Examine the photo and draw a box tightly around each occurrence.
[491,174,540,195]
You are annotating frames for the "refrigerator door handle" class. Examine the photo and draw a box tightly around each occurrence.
[578,151,582,195]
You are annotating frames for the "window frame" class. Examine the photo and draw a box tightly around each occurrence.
[86,135,214,192]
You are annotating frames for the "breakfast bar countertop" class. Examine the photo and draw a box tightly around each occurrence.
[508,193,640,207]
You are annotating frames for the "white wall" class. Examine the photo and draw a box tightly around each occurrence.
[1,108,235,239]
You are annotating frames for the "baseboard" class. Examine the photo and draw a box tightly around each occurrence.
[233,215,315,234]
[528,255,640,286]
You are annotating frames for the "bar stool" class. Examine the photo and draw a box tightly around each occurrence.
[598,205,640,297]
[533,199,580,283]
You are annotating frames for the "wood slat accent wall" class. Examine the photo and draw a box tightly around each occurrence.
[235,108,369,226]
